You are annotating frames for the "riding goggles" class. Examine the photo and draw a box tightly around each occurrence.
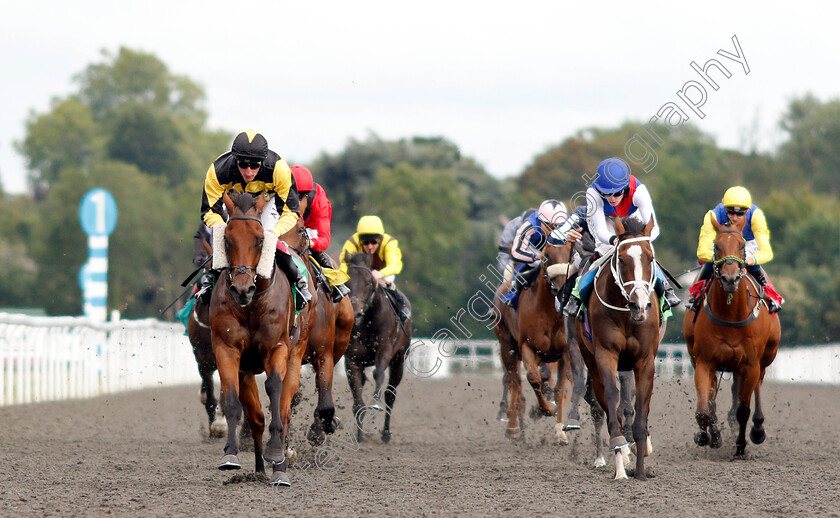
[237,159,262,170]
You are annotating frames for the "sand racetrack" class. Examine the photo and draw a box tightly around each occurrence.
[0,369,838,517]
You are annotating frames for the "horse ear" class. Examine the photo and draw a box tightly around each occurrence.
[711,214,723,232]
[255,193,267,211]
[223,192,234,214]
[614,217,626,237]
[643,216,655,236]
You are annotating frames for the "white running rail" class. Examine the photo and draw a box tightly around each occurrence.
[0,313,196,406]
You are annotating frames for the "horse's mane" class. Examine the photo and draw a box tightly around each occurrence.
[347,252,373,267]
[618,217,646,237]
[229,191,258,214]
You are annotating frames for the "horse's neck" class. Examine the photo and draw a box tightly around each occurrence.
[708,276,756,318]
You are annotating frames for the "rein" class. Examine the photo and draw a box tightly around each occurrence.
[593,235,655,312]
[705,228,762,327]
[348,263,405,341]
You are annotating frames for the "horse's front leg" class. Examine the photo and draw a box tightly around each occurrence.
[693,357,717,448]
[381,349,406,443]
[594,349,627,479]
[631,358,655,481]
[734,365,760,458]
[750,369,767,445]
[565,319,586,431]
[583,374,606,467]
[345,351,368,442]
[264,344,291,486]
[521,343,555,417]
[214,346,243,470]
[553,352,571,445]
[618,370,636,445]
[307,351,337,446]
[370,338,391,411]
[239,373,266,474]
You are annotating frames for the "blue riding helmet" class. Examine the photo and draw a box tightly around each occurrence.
[592,158,631,195]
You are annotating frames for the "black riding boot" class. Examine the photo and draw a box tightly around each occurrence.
[386,285,411,322]
[311,250,350,302]
[196,270,218,305]
[276,252,312,311]
[749,266,782,314]
[657,277,681,310]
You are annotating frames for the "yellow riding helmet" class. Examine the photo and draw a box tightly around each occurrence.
[722,186,752,208]
[357,215,385,235]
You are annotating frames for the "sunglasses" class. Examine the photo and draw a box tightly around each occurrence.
[361,239,380,246]
[237,159,262,170]
[597,187,628,199]
[726,208,747,216]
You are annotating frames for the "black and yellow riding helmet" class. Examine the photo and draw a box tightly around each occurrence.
[231,130,268,159]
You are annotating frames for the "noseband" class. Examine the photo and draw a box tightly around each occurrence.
[595,235,655,312]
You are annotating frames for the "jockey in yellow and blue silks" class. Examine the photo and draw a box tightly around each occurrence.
[499,200,570,308]
[686,186,783,314]
[563,157,680,318]
[339,215,411,321]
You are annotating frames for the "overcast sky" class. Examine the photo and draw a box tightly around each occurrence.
[1,1,836,194]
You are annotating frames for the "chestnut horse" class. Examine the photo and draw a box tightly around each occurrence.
[344,252,412,443]
[494,240,584,444]
[210,191,311,487]
[575,217,664,480]
[683,216,781,457]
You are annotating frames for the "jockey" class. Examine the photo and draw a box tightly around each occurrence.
[290,165,351,302]
[563,157,680,317]
[499,199,569,308]
[497,208,537,284]
[198,130,312,310]
[339,215,411,322]
[686,186,783,314]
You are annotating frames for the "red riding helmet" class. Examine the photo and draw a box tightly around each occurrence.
[290,165,314,193]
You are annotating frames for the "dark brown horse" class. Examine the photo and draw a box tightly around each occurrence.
[575,217,664,480]
[187,292,228,439]
[494,240,582,443]
[683,216,781,457]
[210,191,311,487]
[344,252,412,443]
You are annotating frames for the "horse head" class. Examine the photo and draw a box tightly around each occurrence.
[345,252,378,327]
[543,240,575,296]
[711,215,747,294]
[222,191,269,306]
[612,216,657,322]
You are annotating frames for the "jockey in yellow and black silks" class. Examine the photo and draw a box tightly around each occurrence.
[197,130,311,310]
[339,215,410,321]
[687,186,783,314]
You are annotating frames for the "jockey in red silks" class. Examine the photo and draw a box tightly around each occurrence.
[290,165,350,302]
[686,185,783,314]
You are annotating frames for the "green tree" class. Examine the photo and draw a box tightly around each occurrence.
[778,94,840,195]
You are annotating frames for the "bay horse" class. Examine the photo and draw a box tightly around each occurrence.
[210,191,311,487]
[292,242,355,446]
[494,239,585,444]
[575,217,664,480]
[344,252,412,443]
[683,216,781,457]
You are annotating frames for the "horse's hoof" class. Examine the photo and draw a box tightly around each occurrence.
[528,406,541,421]
[370,402,385,412]
[497,414,509,423]
[710,429,722,449]
[593,455,607,468]
[263,446,286,464]
[694,430,710,447]
[505,426,523,441]
[563,419,581,431]
[218,454,241,470]
[554,424,569,445]
[609,436,629,451]
[381,431,391,444]
[210,420,227,438]
[307,425,326,447]
[750,428,766,445]
[285,448,297,466]
[270,470,291,487]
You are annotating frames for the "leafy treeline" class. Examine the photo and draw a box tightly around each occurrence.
[1,48,838,345]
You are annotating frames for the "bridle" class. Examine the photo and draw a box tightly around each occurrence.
[348,264,378,320]
[712,229,746,284]
[594,235,655,312]
[224,214,275,298]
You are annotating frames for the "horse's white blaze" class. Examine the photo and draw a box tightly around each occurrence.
[614,451,628,480]
[626,244,651,310]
